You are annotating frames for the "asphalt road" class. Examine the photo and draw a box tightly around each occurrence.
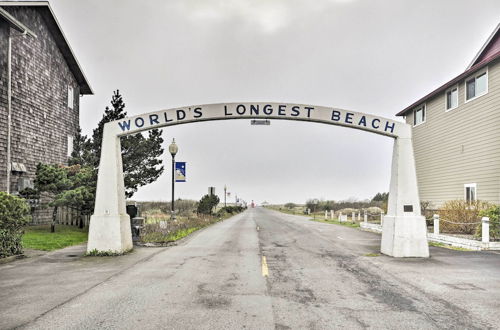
[2,207,500,329]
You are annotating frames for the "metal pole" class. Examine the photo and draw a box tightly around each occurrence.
[224,185,227,207]
[171,155,175,218]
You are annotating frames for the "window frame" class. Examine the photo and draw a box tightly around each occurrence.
[67,85,74,109]
[413,103,426,127]
[464,67,488,103]
[464,183,477,203]
[445,84,459,112]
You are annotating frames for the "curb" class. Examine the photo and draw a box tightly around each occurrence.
[0,254,26,264]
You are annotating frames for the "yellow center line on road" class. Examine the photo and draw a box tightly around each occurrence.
[261,256,269,277]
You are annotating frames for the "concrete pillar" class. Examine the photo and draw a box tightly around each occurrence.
[330,210,334,220]
[324,210,328,219]
[381,133,429,258]
[433,214,439,235]
[352,212,355,223]
[87,124,132,253]
[482,217,490,244]
[339,212,343,222]
[364,211,368,224]
[380,212,384,226]
[357,211,361,221]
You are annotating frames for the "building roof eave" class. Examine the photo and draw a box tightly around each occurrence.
[0,6,36,37]
[0,1,93,95]
[396,52,500,117]
[466,22,500,70]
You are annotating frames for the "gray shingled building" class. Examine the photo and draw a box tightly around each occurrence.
[0,1,92,196]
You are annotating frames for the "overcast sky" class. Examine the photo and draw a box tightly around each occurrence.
[45,0,499,204]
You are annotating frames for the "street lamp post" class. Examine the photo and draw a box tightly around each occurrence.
[224,185,227,207]
[169,139,178,220]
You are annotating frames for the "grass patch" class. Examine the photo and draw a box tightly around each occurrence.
[309,218,360,228]
[22,225,88,251]
[364,253,381,257]
[428,241,473,251]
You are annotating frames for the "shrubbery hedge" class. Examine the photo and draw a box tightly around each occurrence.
[439,200,490,234]
[0,192,30,258]
[479,205,500,240]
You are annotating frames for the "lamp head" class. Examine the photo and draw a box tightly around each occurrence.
[169,138,178,156]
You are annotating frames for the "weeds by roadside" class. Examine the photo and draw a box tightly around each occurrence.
[309,218,360,228]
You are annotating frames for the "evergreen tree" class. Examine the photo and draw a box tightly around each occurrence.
[69,127,95,167]
[197,194,220,215]
[90,90,164,198]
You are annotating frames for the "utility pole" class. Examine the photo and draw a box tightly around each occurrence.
[224,185,227,207]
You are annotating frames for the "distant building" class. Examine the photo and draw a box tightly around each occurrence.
[396,23,500,208]
[0,1,92,194]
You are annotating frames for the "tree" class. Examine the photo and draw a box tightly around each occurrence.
[197,194,220,215]
[284,203,296,209]
[52,165,96,228]
[371,192,389,203]
[34,164,96,231]
[34,164,71,232]
[90,90,164,198]
[69,127,95,167]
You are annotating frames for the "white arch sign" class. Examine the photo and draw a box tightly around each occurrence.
[87,103,429,258]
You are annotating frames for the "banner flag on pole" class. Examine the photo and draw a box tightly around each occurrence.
[175,162,186,182]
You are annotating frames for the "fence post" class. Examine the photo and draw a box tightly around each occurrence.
[325,210,328,220]
[339,212,343,222]
[433,214,440,235]
[352,212,355,223]
[330,210,334,220]
[482,217,490,244]
[364,211,368,224]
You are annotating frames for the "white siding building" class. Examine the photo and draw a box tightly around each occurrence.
[397,23,500,208]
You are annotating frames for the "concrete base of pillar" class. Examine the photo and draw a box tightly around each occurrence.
[381,215,429,257]
[87,214,133,253]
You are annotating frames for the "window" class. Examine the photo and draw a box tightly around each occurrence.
[67,135,74,158]
[465,69,488,102]
[68,86,74,109]
[464,183,476,203]
[413,104,425,126]
[446,85,458,111]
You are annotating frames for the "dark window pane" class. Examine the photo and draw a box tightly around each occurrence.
[466,79,475,100]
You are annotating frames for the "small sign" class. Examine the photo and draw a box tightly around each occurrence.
[251,119,270,125]
[175,162,186,182]
[403,205,413,212]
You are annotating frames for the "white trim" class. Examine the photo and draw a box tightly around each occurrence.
[464,67,488,103]
[445,84,459,112]
[412,103,426,127]
[464,183,477,202]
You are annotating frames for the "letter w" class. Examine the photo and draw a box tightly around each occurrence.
[118,120,131,131]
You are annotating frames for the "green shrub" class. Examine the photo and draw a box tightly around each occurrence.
[0,192,31,258]
[478,205,500,240]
